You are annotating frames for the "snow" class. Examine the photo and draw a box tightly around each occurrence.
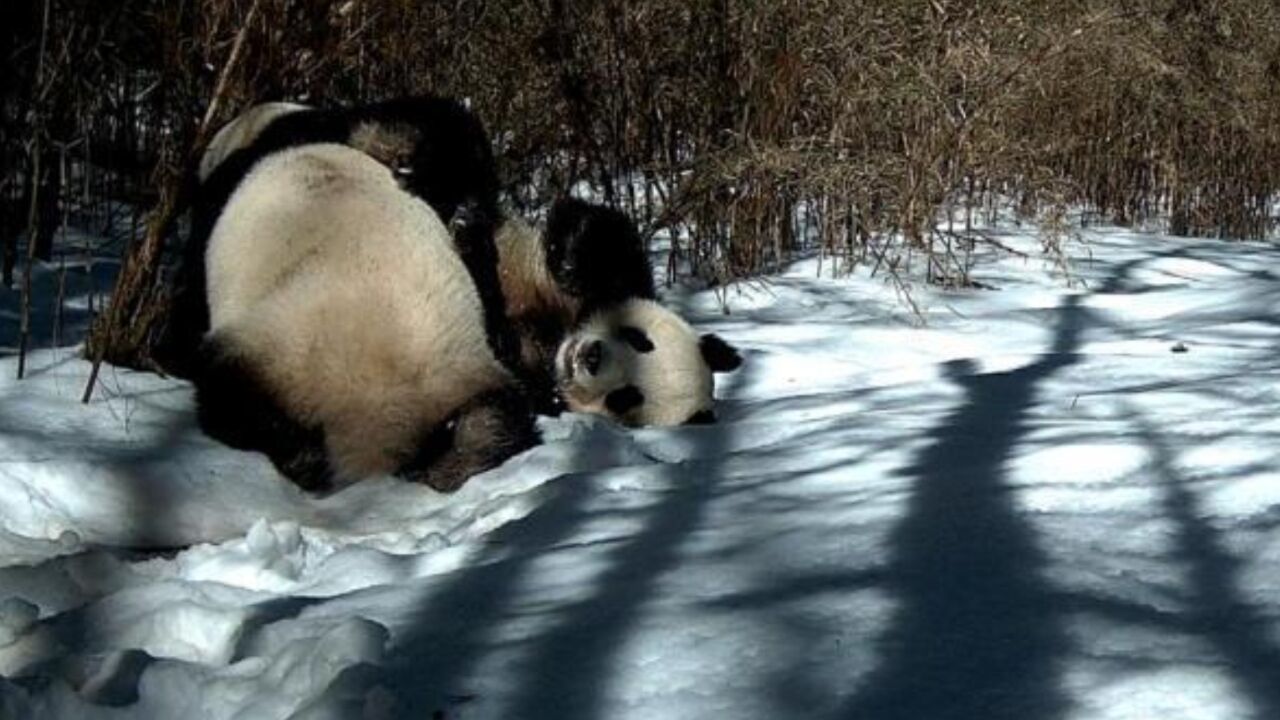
[2,226,1279,719]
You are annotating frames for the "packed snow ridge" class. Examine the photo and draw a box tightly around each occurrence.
[1,227,1278,719]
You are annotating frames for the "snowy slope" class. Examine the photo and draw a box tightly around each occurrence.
[1,227,1279,720]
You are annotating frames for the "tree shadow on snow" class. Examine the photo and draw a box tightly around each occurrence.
[373,460,599,717]
[0,256,118,355]
[837,295,1091,720]
[503,374,750,720]
[373,343,751,720]
[1135,415,1280,720]
[0,390,207,704]
[832,240,1280,720]
[0,384,196,552]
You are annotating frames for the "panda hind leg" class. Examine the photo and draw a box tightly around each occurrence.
[195,337,334,492]
[399,385,538,493]
[152,274,207,379]
[153,203,220,378]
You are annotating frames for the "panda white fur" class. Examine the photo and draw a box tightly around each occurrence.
[196,142,534,492]
[157,96,513,380]
[177,99,736,494]
[494,200,743,427]
[197,101,308,182]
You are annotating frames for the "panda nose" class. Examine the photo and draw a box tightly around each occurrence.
[581,340,604,376]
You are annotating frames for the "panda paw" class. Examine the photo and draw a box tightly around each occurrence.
[398,387,539,493]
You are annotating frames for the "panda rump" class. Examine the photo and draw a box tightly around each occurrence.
[157,95,510,380]
[196,142,534,492]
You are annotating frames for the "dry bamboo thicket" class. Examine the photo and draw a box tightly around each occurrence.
[2,0,1279,372]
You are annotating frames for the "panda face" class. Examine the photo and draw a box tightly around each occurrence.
[555,300,741,426]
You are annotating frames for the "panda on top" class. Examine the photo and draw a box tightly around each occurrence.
[158,96,514,380]
[173,97,741,493]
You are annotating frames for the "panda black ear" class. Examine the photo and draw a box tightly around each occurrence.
[544,198,655,304]
[546,197,593,235]
[700,334,742,373]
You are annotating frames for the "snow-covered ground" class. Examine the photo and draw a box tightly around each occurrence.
[2,227,1279,719]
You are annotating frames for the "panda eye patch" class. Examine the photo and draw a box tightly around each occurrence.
[604,385,645,415]
[616,326,655,353]
[685,409,717,425]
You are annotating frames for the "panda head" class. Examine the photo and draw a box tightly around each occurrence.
[555,299,742,426]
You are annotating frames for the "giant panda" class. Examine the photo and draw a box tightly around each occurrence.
[195,141,535,493]
[156,96,513,379]
[494,198,743,426]
[174,99,739,494]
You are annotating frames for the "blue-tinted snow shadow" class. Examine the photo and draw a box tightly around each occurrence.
[0,255,118,356]
[1135,415,1280,720]
[364,347,752,720]
[365,458,600,717]
[0,390,213,703]
[834,295,1090,720]
[829,242,1280,720]
[501,400,747,719]
[0,381,203,552]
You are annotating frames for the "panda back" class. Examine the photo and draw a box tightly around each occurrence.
[205,143,509,477]
[207,143,464,324]
[198,102,310,182]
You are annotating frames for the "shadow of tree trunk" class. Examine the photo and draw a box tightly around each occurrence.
[841,296,1088,720]
[502,359,750,720]
[1136,415,1280,720]
[378,475,596,717]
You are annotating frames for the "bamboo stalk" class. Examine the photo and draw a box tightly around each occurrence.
[16,0,52,381]
[82,0,262,403]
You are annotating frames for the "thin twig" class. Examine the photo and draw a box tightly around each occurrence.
[82,0,261,403]
[16,0,52,381]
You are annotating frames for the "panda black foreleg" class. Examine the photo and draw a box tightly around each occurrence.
[450,200,522,372]
[399,385,538,493]
[194,337,334,492]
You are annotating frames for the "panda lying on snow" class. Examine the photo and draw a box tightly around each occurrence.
[166,97,742,493]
